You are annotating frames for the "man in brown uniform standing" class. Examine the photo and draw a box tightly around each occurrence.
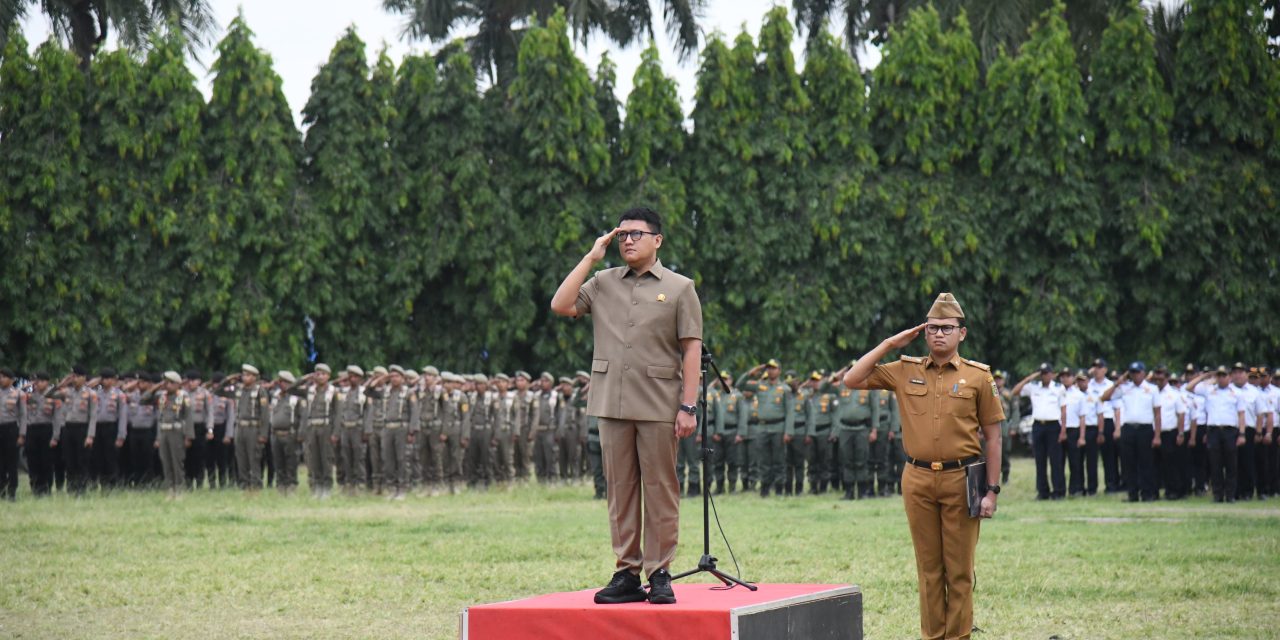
[843,293,1003,640]
[551,207,702,606]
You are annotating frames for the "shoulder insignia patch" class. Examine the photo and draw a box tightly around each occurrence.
[990,377,999,398]
[900,355,924,364]
[963,358,991,372]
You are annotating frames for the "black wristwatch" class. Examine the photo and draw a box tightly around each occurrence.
[679,403,697,416]
[988,484,1001,495]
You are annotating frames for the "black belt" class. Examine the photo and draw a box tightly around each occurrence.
[838,420,871,428]
[0,421,16,428]
[907,455,982,471]
[1207,425,1237,429]
[64,422,88,429]
[1124,422,1152,427]
[27,422,52,428]
[760,418,784,425]
[1033,419,1058,425]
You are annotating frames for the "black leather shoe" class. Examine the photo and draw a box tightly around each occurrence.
[647,569,676,605]
[594,569,646,604]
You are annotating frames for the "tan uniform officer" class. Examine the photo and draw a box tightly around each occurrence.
[844,293,1004,640]
[551,207,703,606]
[333,366,368,495]
[291,363,337,497]
[148,371,194,498]
[215,364,270,491]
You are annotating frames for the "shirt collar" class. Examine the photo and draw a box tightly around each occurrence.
[923,353,962,370]
[620,258,665,281]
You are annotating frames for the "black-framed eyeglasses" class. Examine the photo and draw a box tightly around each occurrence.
[924,324,959,336]
[616,230,660,243]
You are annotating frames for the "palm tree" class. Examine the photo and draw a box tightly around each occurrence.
[0,0,215,69]
[382,0,705,86]
[1148,0,1187,91]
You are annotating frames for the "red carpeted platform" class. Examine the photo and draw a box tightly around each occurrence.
[461,583,862,640]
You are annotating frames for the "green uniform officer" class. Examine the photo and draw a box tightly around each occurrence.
[994,370,1018,484]
[676,374,703,497]
[735,371,759,492]
[885,392,906,495]
[870,387,895,496]
[832,378,882,500]
[713,372,744,493]
[747,360,793,497]
[785,377,810,495]
[806,372,837,494]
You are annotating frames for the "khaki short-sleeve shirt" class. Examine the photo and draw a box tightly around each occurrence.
[864,353,1005,461]
[574,258,702,422]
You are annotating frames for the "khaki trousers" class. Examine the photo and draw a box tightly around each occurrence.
[234,425,262,489]
[381,427,409,492]
[157,429,186,493]
[902,464,981,640]
[599,418,680,577]
[336,427,364,489]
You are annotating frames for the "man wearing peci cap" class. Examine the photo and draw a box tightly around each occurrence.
[551,206,703,605]
[843,293,1004,640]
[1101,362,1163,502]
[1012,362,1066,500]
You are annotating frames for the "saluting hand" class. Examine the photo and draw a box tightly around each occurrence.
[587,228,620,263]
[886,323,927,350]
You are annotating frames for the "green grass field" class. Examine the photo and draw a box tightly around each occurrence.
[2,457,1278,639]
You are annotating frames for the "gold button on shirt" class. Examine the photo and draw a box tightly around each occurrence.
[864,353,1005,462]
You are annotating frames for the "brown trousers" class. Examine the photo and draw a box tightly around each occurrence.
[599,418,680,577]
[902,464,981,640]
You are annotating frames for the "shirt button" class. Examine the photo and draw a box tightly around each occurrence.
[624,365,630,371]
[632,300,638,305]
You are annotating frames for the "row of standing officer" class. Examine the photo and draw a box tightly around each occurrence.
[673,359,906,500]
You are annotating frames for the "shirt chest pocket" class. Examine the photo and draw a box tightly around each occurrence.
[903,385,929,415]
[948,387,977,421]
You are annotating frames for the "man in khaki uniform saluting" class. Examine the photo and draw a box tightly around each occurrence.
[844,293,1004,640]
[551,207,702,606]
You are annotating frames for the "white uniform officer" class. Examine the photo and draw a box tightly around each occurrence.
[1012,363,1065,499]
[1101,361,1162,502]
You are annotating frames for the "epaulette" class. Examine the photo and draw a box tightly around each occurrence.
[900,355,925,364]
[962,358,991,372]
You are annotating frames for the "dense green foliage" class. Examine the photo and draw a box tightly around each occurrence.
[1,1,1277,377]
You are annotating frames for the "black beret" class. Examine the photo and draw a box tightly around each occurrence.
[33,371,51,381]
[184,369,203,380]
[0,367,14,378]
[71,365,88,376]
[98,367,117,379]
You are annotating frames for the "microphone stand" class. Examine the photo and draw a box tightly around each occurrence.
[671,345,756,591]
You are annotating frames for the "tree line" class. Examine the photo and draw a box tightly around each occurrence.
[1,1,1277,379]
